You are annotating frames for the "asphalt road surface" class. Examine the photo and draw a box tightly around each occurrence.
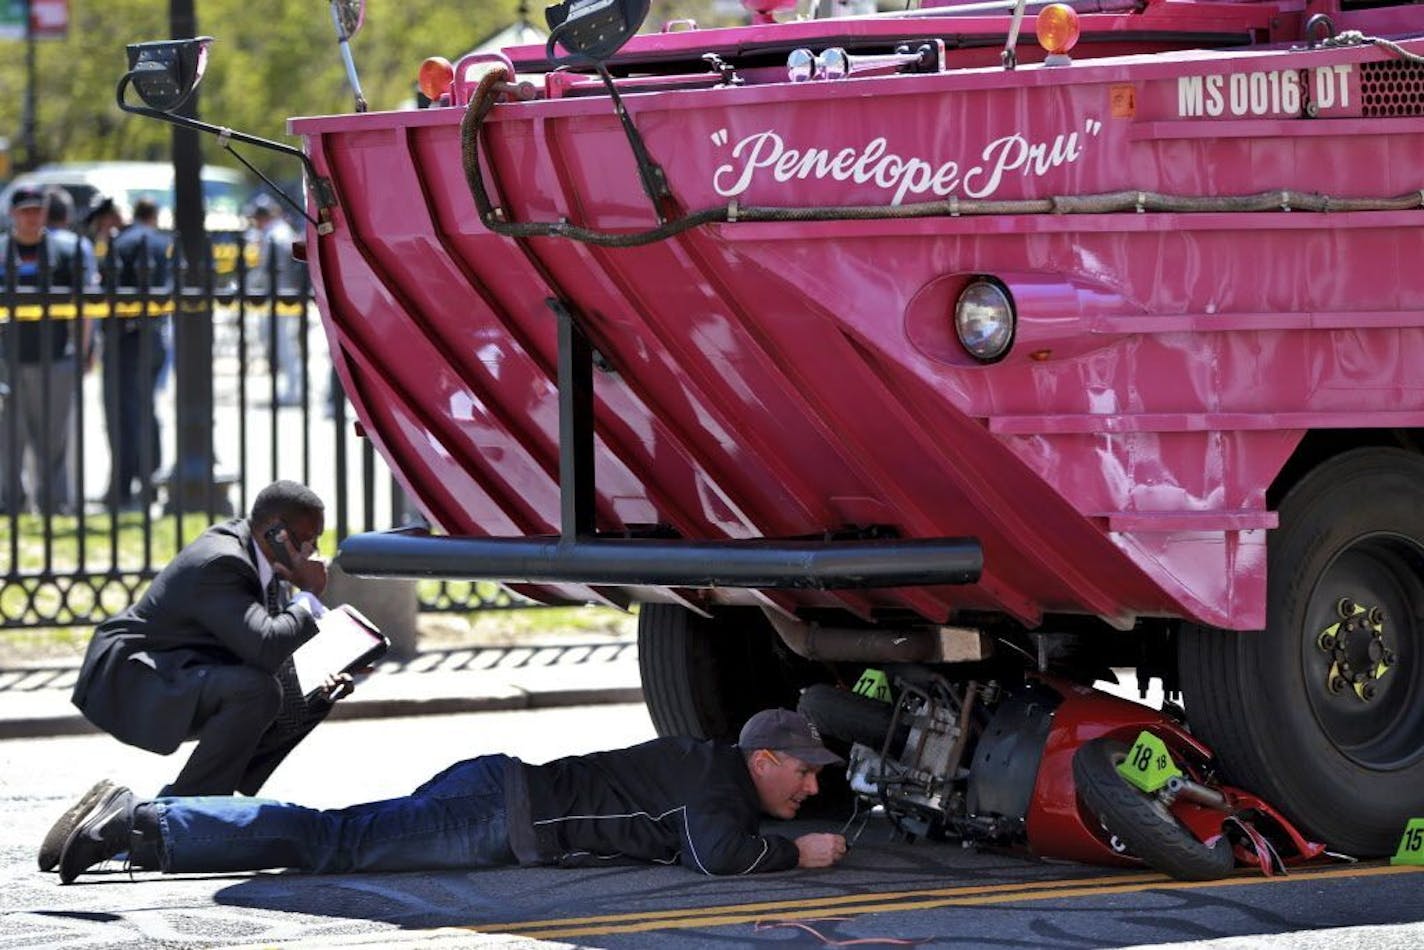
[3,704,1423,949]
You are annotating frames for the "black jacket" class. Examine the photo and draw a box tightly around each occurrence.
[511,736,801,875]
[0,230,88,362]
[71,518,319,754]
[111,222,172,292]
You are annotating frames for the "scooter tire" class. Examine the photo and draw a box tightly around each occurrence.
[1072,737,1236,881]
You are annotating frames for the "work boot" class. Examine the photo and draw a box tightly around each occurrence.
[57,785,135,884]
[37,779,115,872]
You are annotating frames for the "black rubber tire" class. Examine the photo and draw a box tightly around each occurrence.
[1072,738,1236,881]
[637,604,801,741]
[1179,448,1424,855]
[798,683,898,749]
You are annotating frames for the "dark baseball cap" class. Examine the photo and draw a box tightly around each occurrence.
[10,185,46,210]
[738,708,844,767]
[85,194,118,224]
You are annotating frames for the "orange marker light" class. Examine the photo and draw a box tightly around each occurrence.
[1035,3,1081,57]
[418,56,455,102]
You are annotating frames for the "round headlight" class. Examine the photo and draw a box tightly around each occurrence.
[954,280,1015,362]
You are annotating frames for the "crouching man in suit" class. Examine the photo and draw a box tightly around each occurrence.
[42,480,353,872]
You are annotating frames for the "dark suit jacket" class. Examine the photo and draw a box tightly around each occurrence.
[72,518,319,754]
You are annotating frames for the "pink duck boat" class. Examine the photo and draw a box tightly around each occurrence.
[272,0,1424,856]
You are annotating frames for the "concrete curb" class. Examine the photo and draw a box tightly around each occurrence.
[0,685,645,741]
[325,686,646,721]
[0,717,100,741]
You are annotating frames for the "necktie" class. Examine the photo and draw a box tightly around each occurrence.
[242,566,333,795]
[266,574,314,729]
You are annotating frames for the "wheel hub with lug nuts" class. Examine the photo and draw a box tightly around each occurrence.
[1317,597,1395,702]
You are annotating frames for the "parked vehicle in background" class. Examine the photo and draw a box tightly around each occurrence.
[0,162,247,275]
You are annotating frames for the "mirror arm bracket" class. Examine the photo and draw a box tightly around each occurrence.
[117,73,337,235]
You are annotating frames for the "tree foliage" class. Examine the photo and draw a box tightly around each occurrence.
[0,0,526,178]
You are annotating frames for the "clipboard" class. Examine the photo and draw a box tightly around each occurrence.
[292,604,389,698]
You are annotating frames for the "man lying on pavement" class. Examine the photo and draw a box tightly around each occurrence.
[48,708,849,883]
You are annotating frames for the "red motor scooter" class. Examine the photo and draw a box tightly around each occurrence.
[801,670,1326,880]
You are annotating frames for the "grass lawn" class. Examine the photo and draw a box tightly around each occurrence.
[0,511,207,628]
[0,510,209,572]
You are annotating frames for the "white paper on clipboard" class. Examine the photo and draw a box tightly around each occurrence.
[292,604,389,697]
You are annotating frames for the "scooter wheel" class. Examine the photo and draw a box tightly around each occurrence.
[1072,737,1236,881]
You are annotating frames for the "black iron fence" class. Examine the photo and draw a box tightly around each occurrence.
[0,229,533,629]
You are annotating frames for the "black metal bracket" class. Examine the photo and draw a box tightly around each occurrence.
[116,72,338,234]
[548,297,596,541]
[701,53,744,87]
[595,63,674,221]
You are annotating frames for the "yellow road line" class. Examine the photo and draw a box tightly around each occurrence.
[478,869,1168,931]
[492,863,1420,940]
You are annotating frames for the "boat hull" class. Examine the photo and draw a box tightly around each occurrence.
[293,36,1424,630]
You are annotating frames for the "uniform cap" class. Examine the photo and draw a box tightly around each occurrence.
[85,194,118,224]
[10,185,46,210]
[738,708,844,766]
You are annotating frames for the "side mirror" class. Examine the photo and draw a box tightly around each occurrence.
[545,0,649,65]
[116,36,339,233]
[330,0,365,40]
[122,37,213,113]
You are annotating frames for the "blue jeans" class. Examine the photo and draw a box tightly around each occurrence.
[150,755,518,875]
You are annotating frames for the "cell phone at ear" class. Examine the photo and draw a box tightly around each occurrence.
[265,522,296,570]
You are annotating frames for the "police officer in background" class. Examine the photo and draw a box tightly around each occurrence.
[101,197,170,509]
[244,193,305,407]
[0,185,92,515]
[84,195,123,257]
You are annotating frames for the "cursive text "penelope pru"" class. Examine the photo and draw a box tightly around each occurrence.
[712,120,1102,206]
